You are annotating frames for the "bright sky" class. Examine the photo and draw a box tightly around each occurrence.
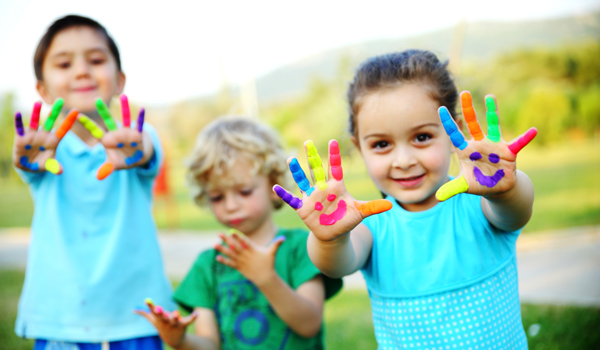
[0,0,598,108]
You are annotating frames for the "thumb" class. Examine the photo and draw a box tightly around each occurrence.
[355,199,392,218]
[268,236,286,256]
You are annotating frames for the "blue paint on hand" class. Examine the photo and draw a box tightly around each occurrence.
[25,145,31,150]
[125,150,144,166]
[39,146,45,151]
[117,143,124,148]
[130,142,138,147]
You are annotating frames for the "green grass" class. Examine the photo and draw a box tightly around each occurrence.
[2,140,600,233]
[1,269,599,349]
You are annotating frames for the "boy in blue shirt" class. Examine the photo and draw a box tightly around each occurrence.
[12,15,174,350]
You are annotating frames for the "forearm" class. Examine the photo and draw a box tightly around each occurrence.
[256,274,323,338]
[482,170,535,231]
[139,130,155,166]
[175,334,219,350]
[307,224,372,278]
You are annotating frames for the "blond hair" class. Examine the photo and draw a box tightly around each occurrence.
[187,116,289,208]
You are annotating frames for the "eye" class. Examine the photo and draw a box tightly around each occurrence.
[89,56,106,65]
[414,133,432,143]
[240,188,254,196]
[57,61,71,69]
[371,140,390,149]
[208,195,223,203]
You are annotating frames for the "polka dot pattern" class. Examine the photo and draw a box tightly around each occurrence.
[370,261,527,349]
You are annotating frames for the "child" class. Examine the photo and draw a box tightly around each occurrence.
[12,15,174,349]
[135,117,342,349]
[274,50,537,349]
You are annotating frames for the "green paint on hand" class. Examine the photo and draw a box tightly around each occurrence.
[485,97,501,142]
[95,99,118,131]
[43,98,64,131]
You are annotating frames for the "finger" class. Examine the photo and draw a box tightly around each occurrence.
[30,102,42,130]
[97,162,115,180]
[485,95,501,142]
[439,107,468,150]
[268,235,286,255]
[436,177,469,201]
[355,199,392,217]
[215,254,235,268]
[219,232,243,252]
[289,158,313,196]
[120,95,131,128]
[137,108,145,133]
[55,109,79,140]
[328,139,343,181]
[78,115,105,139]
[180,311,198,327]
[460,91,484,141]
[306,140,327,190]
[273,185,303,209]
[95,98,118,131]
[214,242,239,258]
[44,159,63,175]
[133,309,154,323]
[508,127,537,155]
[231,233,250,250]
[145,297,155,308]
[171,310,181,327]
[43,98,64,131]
[15,112,24,136]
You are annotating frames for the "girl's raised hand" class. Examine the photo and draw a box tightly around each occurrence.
[13,99,78,175]
[436,91,537,201]
[134,298,197,349]
[214,231,285,287]
[78,95,146,180]
[273,140,392,242]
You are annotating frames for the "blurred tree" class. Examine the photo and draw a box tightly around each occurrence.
[577,84,600,137]
[516,84,571,144]
[0,93,15,179]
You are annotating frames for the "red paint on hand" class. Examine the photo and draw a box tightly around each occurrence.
[327,194,336,202]
[329,140,343,180]
[315,202,323,211]
[320,200,347,225]
[508,127,537,155]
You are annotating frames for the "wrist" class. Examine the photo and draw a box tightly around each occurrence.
[253,268,281,290]
[172,332,187,350]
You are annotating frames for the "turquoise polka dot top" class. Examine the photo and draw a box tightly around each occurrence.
[361,193,528,349]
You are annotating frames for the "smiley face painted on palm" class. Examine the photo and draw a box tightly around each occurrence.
[469,152,505,187]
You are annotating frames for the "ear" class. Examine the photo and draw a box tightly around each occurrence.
[116,72,126,95]
[36,81,54,105]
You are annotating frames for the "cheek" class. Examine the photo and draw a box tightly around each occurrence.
[421,143,452,172]
[363,154,389,182]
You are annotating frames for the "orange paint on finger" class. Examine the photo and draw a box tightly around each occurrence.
[97,162,114,180]
[461,92,484,141]
[355,199,392,216]
[55,109,79,140]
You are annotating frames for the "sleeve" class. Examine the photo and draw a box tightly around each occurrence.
[288,229,343,300]
[173,250,217,313]
[14,166,44,187]
[136,123,163,178]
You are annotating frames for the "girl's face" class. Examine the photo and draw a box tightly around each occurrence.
[37,26,125,113]
[354,83,458,212]
[205,160,279,235]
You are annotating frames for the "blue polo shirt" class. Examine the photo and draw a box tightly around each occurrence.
[15,124,175,342]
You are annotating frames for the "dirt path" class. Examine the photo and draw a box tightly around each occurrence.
[1,226,599,307]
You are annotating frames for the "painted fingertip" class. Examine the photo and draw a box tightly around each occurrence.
[275,235,286,242]
[155,306,163,314]
[96,162,114,180]
[45,159,61,175]
[137,108,145,133]
[15,112,24,136]
[144,297,154,305]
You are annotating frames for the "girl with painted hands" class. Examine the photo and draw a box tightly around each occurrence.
[275,50,537,349]
[136,117,342,350]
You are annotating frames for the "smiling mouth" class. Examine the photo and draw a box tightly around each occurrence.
[393,174,425,188]
[230,218,244,225]
[73,87,96,92]
[473,167,505,187]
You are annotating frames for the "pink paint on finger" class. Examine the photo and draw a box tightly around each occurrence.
[327,194,336,202]
[508,127,537,155]
[120,95,131,127]
[329,140,343,180]
[30,102,41,130]
[315,202,323,211]
[320,200,347,226]
[155,306,163,314]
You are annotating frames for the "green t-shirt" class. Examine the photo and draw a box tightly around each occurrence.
[173,227,343,350]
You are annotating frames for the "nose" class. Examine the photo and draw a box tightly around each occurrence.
[72,57,91,79]
[391,146,417,170]
[224,193,240,212]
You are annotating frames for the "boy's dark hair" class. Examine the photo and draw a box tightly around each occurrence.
[347,49,458,136]
[34,15,122,81]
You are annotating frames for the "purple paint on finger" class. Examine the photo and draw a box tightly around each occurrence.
[15,112,24,136]
[320,200,347,226]
[274,185,303,209]
[469,152,482,161]
[473,167,505,187]
[137,108,145,133]
[315,202,323,211]
[489,153,500,163]
[289,197,303,209]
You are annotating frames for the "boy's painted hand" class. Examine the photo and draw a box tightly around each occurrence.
[78,95,148,180]
[436,91,538,201]
[12,99,78,174]
[273,139,392,242]
[214,231,285,288]
[134,298,197,349]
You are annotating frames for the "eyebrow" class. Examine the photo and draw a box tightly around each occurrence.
[48,47,109,60]
[362,123,440,140]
